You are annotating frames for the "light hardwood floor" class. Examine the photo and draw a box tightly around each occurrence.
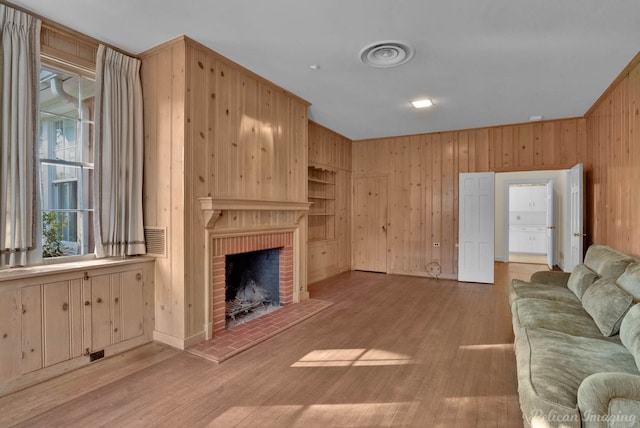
[1,262,542,427]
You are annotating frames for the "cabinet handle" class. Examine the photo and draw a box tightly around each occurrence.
[83,272,89,281]
[114,297,119,303]
[84,301,91,306]
[136,273,142,281]
[62,302,69,311]
[96,297,103,303]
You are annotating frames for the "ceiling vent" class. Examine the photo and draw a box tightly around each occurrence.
[359,41,415,68]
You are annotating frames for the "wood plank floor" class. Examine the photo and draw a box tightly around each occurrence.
[1,262,542,427]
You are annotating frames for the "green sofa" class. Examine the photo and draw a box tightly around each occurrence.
[509,245,640,427]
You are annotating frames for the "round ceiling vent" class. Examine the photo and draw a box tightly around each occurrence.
[359,41,415,68]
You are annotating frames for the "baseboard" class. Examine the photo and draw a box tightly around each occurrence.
[153,330,206,350]
[387,270,458,281]
[495,256,508,262]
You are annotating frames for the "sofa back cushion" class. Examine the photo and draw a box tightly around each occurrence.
[584,245,636,280]
[567,264,598,299]
[616,263,640,303]
[620,303,640,368]
[582,278,633,336]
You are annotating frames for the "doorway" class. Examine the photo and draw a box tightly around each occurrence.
[506,182,552,266]
[495,170,566,270]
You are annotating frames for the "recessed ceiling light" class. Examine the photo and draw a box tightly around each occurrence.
[529,115,543,121]
[309,64,320,70]
[411,99,433,109]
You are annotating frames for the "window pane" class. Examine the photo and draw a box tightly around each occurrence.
[39,66,95,258]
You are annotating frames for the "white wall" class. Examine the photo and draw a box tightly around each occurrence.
[495,170,568,266]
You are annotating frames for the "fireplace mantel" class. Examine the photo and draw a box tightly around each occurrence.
[198,197,310,339]
[198,197,310,229]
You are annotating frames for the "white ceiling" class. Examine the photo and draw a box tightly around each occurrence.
[11,0,640,140]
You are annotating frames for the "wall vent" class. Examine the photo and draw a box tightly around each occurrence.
[144,226,167,258]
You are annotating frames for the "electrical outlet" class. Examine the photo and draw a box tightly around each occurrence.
[433,242,440,247]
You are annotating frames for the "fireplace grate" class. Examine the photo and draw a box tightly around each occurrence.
[226,298,268,321]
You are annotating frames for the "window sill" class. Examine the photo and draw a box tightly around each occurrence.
[0,256,155,283]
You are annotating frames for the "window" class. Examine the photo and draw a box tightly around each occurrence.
[39,66,95,258]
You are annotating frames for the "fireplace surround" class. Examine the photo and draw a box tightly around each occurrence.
[199,197,309,339]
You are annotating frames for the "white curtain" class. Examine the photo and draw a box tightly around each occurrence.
[0,6,41,267]
[94,45,145,258]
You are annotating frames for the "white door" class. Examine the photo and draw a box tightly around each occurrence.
[459,172,495,284]
[567,163,584,271]
[546,181,555,269]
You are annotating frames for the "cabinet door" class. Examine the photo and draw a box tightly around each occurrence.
[87,269,145,350]
[120,270,144,341]
[530,187,547,212]
[531,230,547,254]
[90,274,113,351]
[509,187,531,211]
[43,280,83,367]
[0,288,21,384]
[21,285,42,373]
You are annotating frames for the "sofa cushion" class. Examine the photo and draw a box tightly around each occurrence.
[584,245,636,280]
[515,328,639,426]
[567,264,598,299]
[582,278,633,336]
[616,263,640,302]
[508,279,581,306]
[512,298,619,341]
[621,303,640,370]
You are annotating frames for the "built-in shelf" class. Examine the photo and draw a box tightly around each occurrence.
[308,166,336,242]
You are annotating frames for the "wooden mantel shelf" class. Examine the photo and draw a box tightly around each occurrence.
[197,197,310,212]
[197,197,310,229]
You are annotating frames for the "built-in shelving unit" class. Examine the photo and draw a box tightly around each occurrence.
[308,165,336,241]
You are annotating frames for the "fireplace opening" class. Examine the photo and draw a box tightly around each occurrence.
[225,248,281,328]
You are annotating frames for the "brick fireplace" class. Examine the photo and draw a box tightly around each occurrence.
[211,232,294,335]
[198,197,309,341]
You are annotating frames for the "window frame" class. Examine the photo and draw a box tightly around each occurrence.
[39,59,97,263]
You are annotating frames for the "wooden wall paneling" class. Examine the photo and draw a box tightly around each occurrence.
[532,123,544,166]
[352,118,586,278]
[336,169,352,273]
[584,53,640,258]
[517,124,534,168]
[169,44,187,339]
[631,64,640,253]
[186,43,214,337]
[20,286,42,374]
[439,133,455,274]
[409,136,425,273]
[423,135,434,269]
[215,60,235,198]
[458,132,469,174]
[475,128,490,172]
[0,288,20,385]
[430,134,443,270]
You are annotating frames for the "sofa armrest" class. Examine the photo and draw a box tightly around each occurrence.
[529,270,571,287]
[577,372,640,428]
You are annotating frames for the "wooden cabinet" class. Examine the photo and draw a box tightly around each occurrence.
[308,165,336,242]
[509,227,547,254]
[42,280,83,367]
[0,259,153,397]
[87,269,144,351]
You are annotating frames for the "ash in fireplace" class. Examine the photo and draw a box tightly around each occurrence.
[236,279,267,303]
